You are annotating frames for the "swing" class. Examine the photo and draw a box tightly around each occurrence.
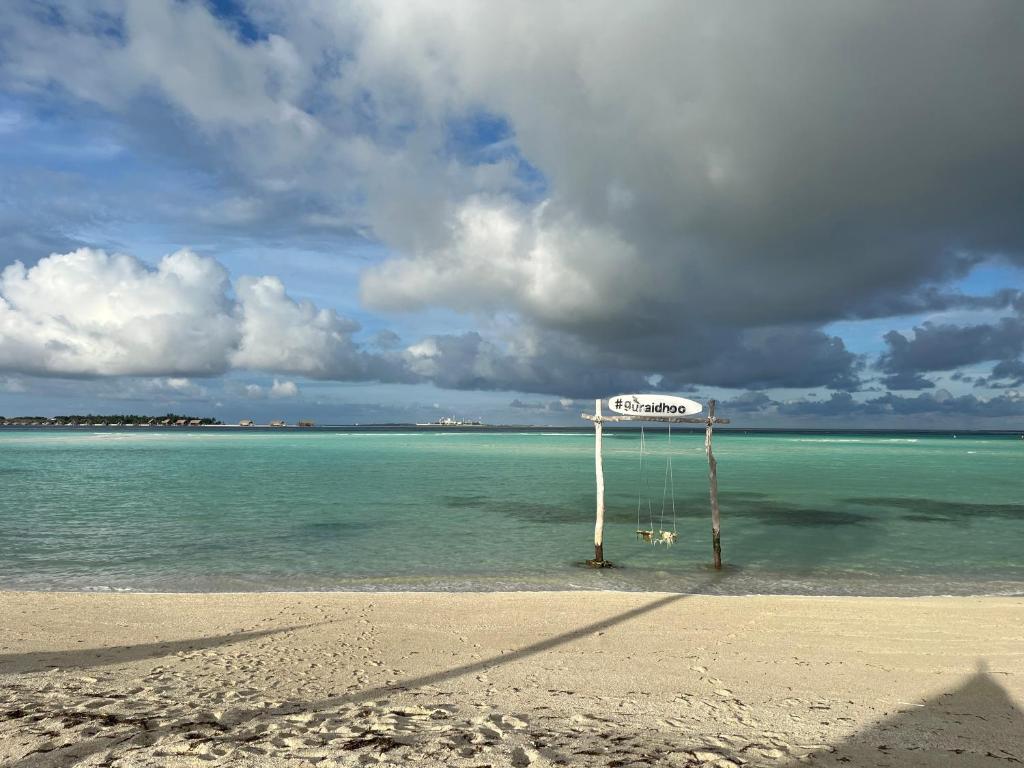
[634,425,680,546]
[635,426,655,542]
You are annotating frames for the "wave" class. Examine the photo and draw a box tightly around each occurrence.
[795,437,920,444]
[795,438,864,443]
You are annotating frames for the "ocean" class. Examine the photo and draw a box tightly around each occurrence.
[1,427,1021,596]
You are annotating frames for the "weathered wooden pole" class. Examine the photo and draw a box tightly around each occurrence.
[705,399,722,569]
[588,398,609,567]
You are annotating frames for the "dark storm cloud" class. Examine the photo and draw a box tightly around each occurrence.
[977,358,1024,388]
[868,391,1024,418]
[880,372,935,391]
[404,332,650,399]
[657,327,862,392]
[362,0,1024,342]
[717,391,774,413]
[403,324,861,399]
[856,288,1023,320]
[777,392,861,417]
[878,319,1024,378]
[991,359,1024,386]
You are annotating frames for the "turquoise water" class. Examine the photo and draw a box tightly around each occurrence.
[0,428,1022,596]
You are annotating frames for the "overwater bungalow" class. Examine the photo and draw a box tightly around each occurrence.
[239,419,254,427]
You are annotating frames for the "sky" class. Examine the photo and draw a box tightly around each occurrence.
[1,0,1024,428]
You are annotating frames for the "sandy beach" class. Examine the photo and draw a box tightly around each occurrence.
[1,591,1022,767]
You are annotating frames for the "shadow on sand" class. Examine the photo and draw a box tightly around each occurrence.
[0,624,312,675]
[780,667,1023,767]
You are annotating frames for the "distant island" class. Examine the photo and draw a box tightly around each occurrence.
[414,417,487,426]
[0,413,222,427]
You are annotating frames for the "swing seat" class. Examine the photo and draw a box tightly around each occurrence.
[634,424,682,550]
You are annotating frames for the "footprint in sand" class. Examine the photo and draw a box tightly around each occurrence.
[493,713,528,730]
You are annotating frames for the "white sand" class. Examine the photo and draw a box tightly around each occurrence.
[1,591,1022,767]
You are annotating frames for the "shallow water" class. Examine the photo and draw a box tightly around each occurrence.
[1,428,1021,595]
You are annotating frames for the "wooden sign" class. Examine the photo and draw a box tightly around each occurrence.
[607,394,703,417]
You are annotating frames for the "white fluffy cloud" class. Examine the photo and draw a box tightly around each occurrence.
[0,248,237,376]
[231,275,363,376]
[0,248,378,380]
[361,199,636,328]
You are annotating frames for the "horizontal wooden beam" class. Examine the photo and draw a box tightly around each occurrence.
[582,413,730,425]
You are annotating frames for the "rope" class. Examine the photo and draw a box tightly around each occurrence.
[636,426,645,531]
[647,431,654,532]
[635,426,654,536]
[660,441,670,531]
[669,424,677,533]
[658,425,678,534]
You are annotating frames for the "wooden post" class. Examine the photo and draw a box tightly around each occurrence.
[588,398,609,566]
[705,399,722,569]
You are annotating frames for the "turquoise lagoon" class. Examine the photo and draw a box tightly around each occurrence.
[0,428,1021,596]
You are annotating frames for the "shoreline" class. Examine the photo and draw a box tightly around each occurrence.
[4,587,1024,598]
[3,591,1022,766]
[8,581,1024,606]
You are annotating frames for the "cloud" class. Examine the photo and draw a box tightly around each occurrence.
[867,390,1024,418]
[351,0,1024,334]
[752,389,1024,421]
[509,397,580,413]
[3,2,1024,397]
[228,382,267,399]
[878,319,1024,379]
[0,373,211,404]
[718,391,774,413]
[985,359,1024,387]
[0,244,884,399]
[853,288,1023,319]
[270,378,299,398]
[879,372,935,391]
[0,248,238,376]
[402,330,650,398]
[662,327,862,391]
[362,199,637,328]
[230,275,364,377]
[0,247,397,381]
[0,375,28,393]
[777,392,861,418]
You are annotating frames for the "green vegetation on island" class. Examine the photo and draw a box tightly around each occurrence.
[0,413,222,427]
